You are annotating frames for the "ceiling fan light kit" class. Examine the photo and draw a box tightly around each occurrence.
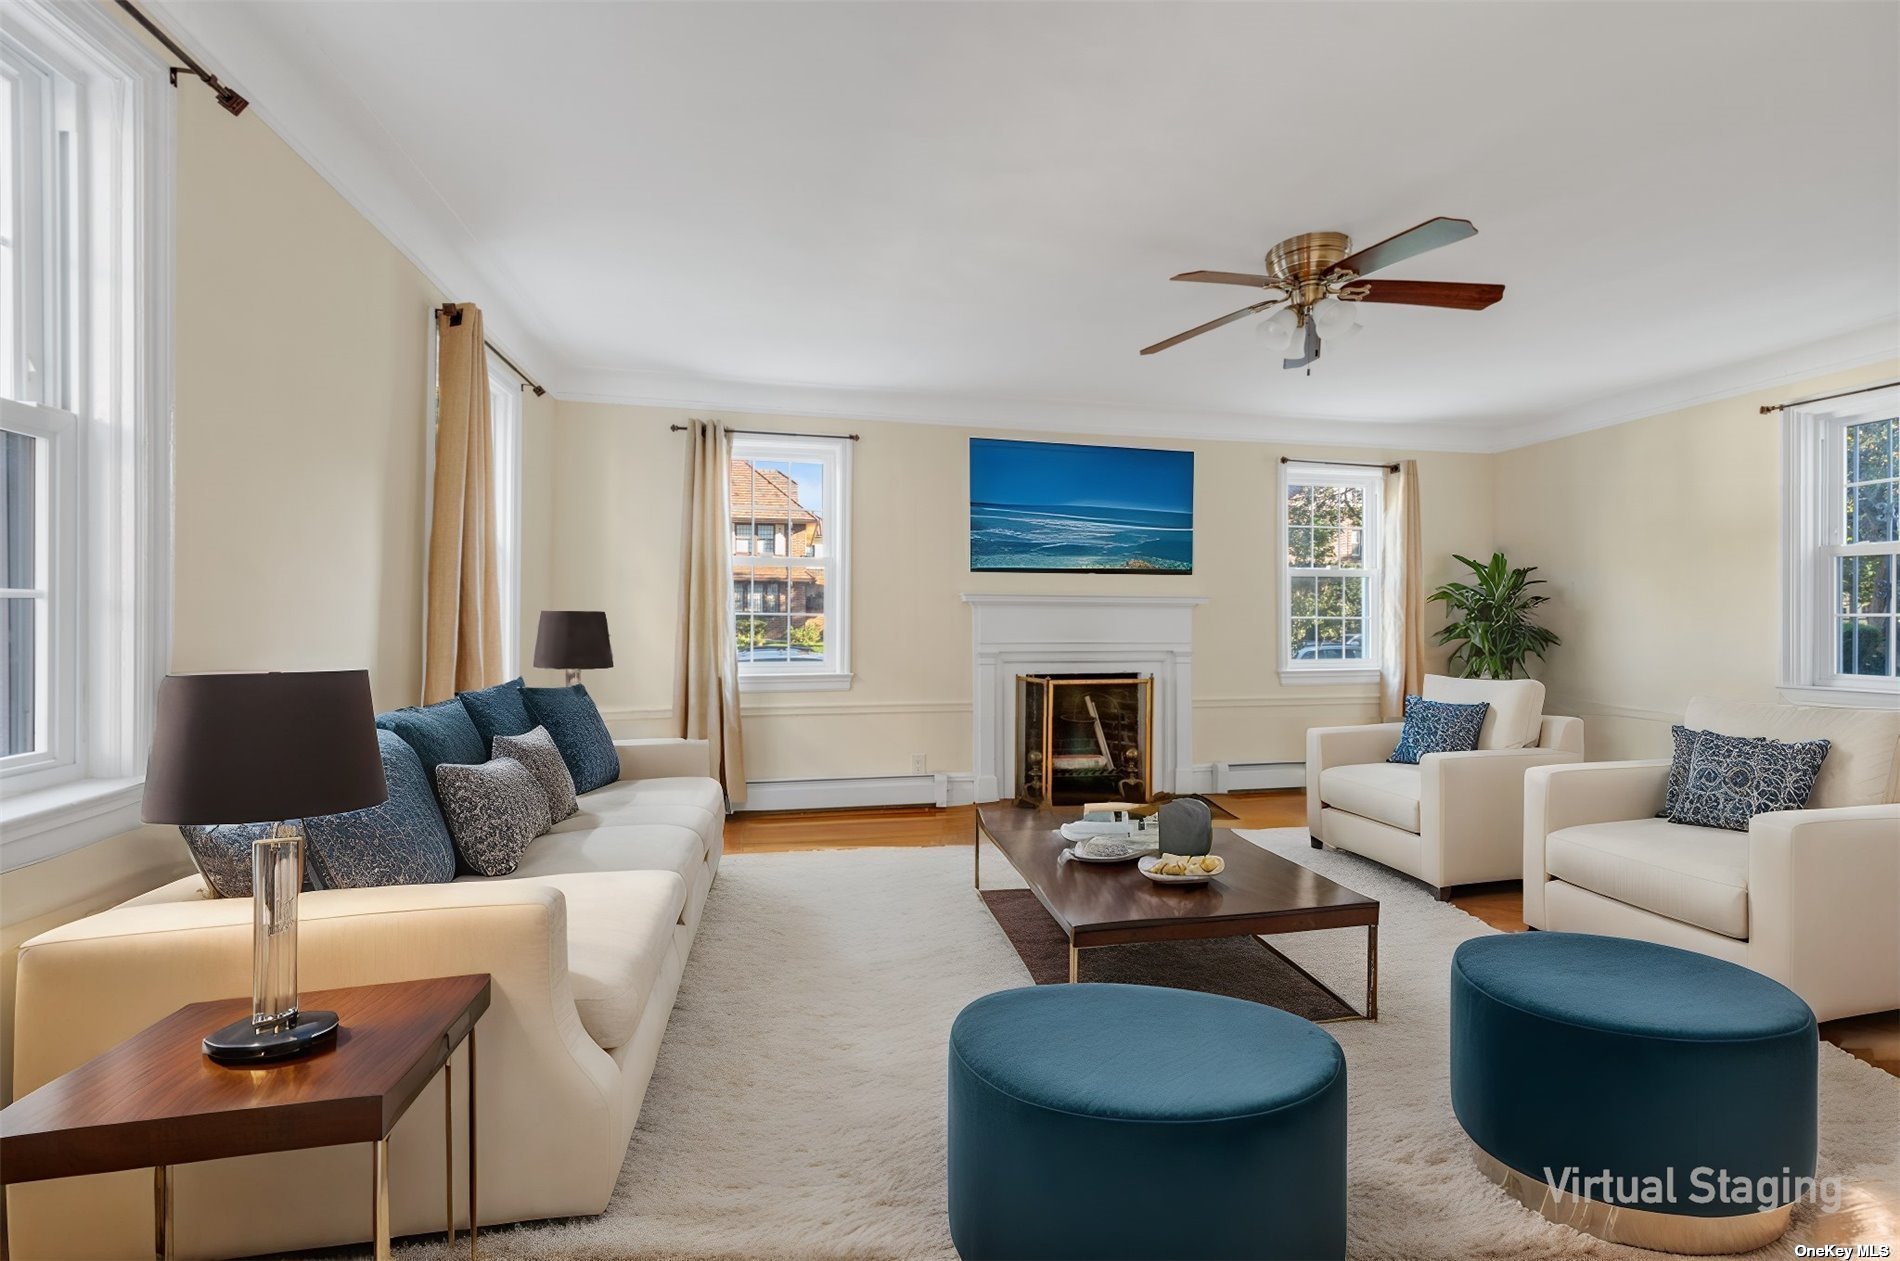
[1141,216,1505,370]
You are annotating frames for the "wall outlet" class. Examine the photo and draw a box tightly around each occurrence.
[912,753,928,774]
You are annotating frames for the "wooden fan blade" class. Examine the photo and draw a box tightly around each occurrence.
[1171,270,1275,288]
[1332,217,1477,278]
[1283,319,1321,370]
[1352,279,1505,310]
[1140,300,1279,355]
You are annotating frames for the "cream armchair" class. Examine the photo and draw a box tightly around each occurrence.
[1306,676,1584,899]
[1524,698,1900,1022]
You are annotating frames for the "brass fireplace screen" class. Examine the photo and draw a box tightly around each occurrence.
[1015,673,1154,807]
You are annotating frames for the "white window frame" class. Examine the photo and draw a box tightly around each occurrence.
[0,1,173,870]
[729,432,852,692]
[487,352,524,677]
[1779,384,1900,704]
[1278,461,1382,686]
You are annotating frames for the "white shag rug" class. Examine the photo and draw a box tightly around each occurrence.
[401,830,1899,1261]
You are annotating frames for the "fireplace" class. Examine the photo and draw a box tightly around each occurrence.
[1014,673,1153,807]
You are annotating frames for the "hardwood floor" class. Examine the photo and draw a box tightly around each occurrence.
[726,790,1899,1077]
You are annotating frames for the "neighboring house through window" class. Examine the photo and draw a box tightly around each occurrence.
[1279,462,1382,684]
[1781,386,1900,698]
[728,433,851,690]
[0,2,172,866]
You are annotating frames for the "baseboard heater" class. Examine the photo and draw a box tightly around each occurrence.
[1210,761,1306,793]
[738,773,966,813]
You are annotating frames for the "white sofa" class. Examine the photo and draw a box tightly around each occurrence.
[1307,676,1584,898]
[7,738,724,1261]
[1525,697,1900,1023]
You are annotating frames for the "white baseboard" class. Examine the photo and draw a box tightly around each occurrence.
[1203,761,1306,793]
[739,772,979,812]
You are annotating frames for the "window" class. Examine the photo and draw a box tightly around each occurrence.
[728,433,851,690]
[0,3,171,866]
[1279,463,1382,683]
[487,354,524,676]
[1781,387,1900,698]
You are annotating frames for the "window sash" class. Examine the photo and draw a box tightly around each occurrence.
[1279,467,1382,674]
[728,435,849,682]
[0,395,77,780]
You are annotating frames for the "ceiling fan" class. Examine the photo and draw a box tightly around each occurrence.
[1140,217,1504,370]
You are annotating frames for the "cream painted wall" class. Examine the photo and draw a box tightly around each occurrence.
[547,402,1499,783]
[1494,359,1900,761]
[3,60,447,1095]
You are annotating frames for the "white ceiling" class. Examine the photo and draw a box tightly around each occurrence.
[162,1,1900,450]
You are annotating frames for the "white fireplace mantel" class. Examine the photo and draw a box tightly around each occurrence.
[962,593,1207,802]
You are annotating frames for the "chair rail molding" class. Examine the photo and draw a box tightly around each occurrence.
[962,593,1207,802]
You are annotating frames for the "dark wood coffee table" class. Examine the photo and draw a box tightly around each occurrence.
[975,803,1379,1019]
[0,974,490,1261]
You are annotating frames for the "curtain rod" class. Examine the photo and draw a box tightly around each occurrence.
[113,1,248,115]
[437,304,546,396]
[1758,380,1899,415]
[670,424,860,441]
[1281,456,1399,473]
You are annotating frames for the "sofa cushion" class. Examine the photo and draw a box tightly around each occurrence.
[1668,730,1830,832]
[303,730,457,889]
[502,823,706,888]
[435,757,551,876]
[1319,762,1423,833]
[494,871,684,1051]
[458,677,535,749]
[494,726,579,824]
[1546,817,1750,940]
[178,822,299,898]
[1389,695,1488,765]
[376,698,488,807]
[1423,674,1546,749]
[1684,697,1900,809]
[580,775,726,815]
[521,684,621,793]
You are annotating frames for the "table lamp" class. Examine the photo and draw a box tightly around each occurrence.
[142,670,387,1064]
[534,610,613,686]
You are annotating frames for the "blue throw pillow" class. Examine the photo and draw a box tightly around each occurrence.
[302,730,457,888]
[376,697,487,804]
[520,684,620,794]
[458,677,535,749]
[1657,724,1703,817]
[180,822,320,898]
[1388,695,1490,765]
[1668,730,1830,832]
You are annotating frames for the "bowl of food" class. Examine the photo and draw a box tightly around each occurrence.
[1137,853,1225,885]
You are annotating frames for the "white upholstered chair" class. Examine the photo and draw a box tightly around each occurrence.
[1306,675,1585,899]
[1524,697,1900,1022]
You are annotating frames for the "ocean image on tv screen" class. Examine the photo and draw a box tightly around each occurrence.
[970,438,1193,573]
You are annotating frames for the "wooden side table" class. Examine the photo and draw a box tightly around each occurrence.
[0,973,490,1261]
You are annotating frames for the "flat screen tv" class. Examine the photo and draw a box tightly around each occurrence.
[969,438,1193,574]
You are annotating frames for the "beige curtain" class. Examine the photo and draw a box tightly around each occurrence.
[1380,459,1425,720]
[423,303,502,703]
[675,418,747,804]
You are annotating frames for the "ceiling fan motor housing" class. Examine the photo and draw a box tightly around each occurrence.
[1267,231,1353,308]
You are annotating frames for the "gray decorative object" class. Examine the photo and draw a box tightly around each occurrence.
[435,757,552,876]
[494,725,579,824]
[1158,796,1214,856]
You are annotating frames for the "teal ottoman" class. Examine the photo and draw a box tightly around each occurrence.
[947,984,1347,1261]
[1451,933,1818,1254]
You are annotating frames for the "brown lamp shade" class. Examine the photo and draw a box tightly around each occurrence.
[141,671,388,824]
[534,610,613,671]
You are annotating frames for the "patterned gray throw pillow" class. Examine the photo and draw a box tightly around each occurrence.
[493,726,578,824]
[1667,730,1831,832]
[434,757,552,876]
[179,822,316,898]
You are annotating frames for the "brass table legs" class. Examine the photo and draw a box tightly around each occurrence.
[153,1167,173,1261]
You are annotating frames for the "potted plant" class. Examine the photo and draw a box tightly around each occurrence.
[1427,552,1561,679]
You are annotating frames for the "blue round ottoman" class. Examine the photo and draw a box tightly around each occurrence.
[1450,933,1818,1254]
[947,984,1346,1261]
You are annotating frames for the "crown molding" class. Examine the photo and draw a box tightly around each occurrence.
[1491,320,1900,452]
[555,366,1505,453]
[143,0,565,387]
